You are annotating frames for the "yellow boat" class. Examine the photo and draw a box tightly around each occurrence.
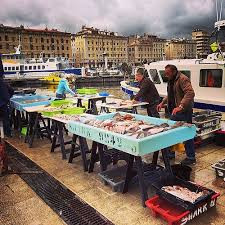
[40,72,61,85]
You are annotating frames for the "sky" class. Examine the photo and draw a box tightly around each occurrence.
[0,0,224,38]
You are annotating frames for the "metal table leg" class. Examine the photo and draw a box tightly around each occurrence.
[51,122,58,153]
[57,122,67,160]
[88,141,98,173]
[135,156,148,207]
[122,154,135,193]
[28,113,39,148]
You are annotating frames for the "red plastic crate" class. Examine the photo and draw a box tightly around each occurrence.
[145,193,220,225]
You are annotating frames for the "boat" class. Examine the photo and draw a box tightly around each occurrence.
[2,44,84,79]
[39,72,61,85]
[121,15,225,112]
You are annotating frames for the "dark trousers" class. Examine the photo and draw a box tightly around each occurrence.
[170,109,195,159]
[147,104,160,118]
[0,104,11,136]
[56,93,66,99]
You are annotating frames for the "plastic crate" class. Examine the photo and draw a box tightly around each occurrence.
[98,163,163,192]
[212,158,225,178]
[152,176,216,211]
[193,110,222,120]
[215,130,225,146]
[171,164,192,181]
[50,99,72,107]
[145,193,220,225]
[68,112,196,156]
[62,107,85,115]
[41,110,62,117]
[11,94,52,111]
[77,88,97,95]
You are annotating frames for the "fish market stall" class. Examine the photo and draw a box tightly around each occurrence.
[10,94,54,135]
[75,94,110,115]
[67,112,196,206]
[98,98,149,114]
[23,99,84,148]
[49,114,92,163]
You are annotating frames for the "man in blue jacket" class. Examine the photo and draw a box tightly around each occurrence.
[56,73,76,99]
[0,56,14,137]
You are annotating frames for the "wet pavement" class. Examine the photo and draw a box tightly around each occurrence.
[1,132,225,225]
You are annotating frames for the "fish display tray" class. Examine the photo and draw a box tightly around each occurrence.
[50,99,72,107]
[10,94,52,111]
[145,193,219,225]
[68,112,196,156]
[192,111,222,137]
[152,176,216,211]
[62,107,85,115]
[77,88,98,95]
[212,158,225,178]
[98,163,163,192]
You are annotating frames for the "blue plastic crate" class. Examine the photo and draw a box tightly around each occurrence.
[68,112,196,156]
[10,94,53,111]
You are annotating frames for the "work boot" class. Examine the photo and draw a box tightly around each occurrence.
[181,158,196,166]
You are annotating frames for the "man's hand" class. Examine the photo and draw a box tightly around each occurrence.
[157,102,164,112]
[172,107,183,115]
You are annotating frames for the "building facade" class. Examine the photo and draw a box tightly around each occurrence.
[0,24,72,59]
[192,29,210,58]
[73,26,128,68]
[128,34,166,65]
[165,39,197,60]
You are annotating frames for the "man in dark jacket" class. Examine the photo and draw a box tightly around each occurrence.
[133,68,160,117]
[0,56,14,137]
[157,64,195,166]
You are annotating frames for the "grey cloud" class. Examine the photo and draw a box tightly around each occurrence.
[0,0,224,38]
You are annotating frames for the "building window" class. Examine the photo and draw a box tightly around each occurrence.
[199,69,222,88]
[36,46,38,50]
[4,67,7,71]
[62,53,65,57]
[29,66,32,70]
[47,46,50,50]
[62,45,64,50]
[38,65,41,69]
[51,38,54,43]
[29,37,33,42]
[61,38,64,43]
[66,39,68,43]
[42,65,45,69]
[52,45,55,50]
[67,54,69,58]
[88,41,90,44]
[41,38,44,43]
[33,66,36,70]
[0,45,2,49]
[42,45,45,50]
[67,47,69,50]
[5,35,8,41]
[30,45,33,50]
[25,66,27,70]
[47,39,49,43]
[16,66,19,70]
[0,36,1,41]
[8,67,11,70]
[149,69,161,84]
[6,43,9,49]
